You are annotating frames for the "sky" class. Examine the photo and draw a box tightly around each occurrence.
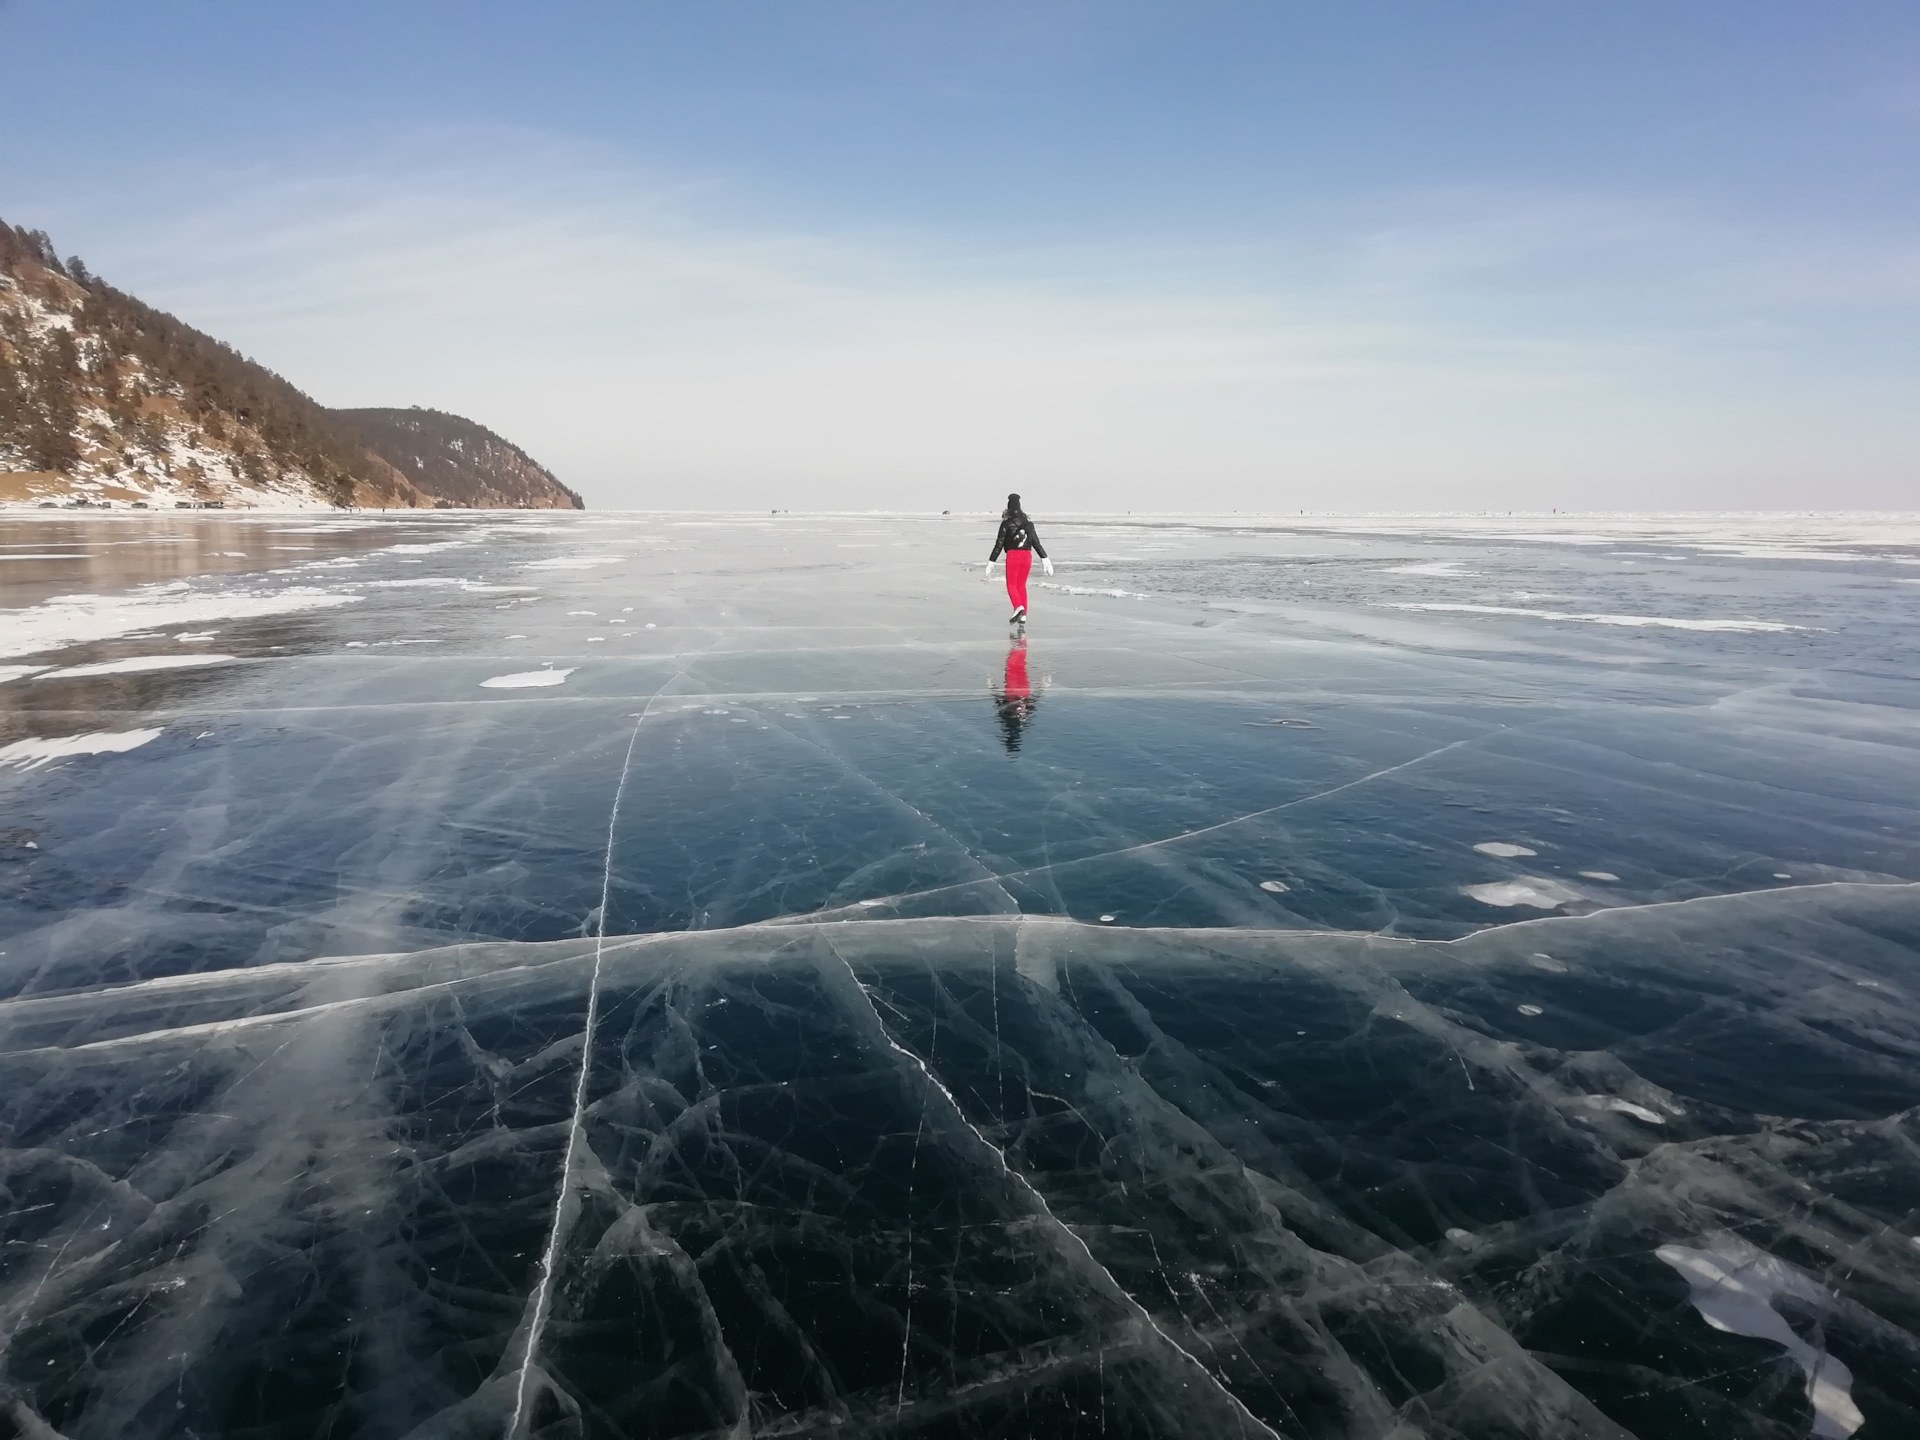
[2,1,1917,511]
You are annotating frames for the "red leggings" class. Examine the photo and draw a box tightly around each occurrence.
[1004,549,1032,611]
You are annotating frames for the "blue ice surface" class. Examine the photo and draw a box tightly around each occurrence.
[1,510,1917,1439]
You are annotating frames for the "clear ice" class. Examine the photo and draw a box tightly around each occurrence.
[2,510,1918,1438]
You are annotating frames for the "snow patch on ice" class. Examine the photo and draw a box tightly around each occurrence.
[523,556,625,570]
[1586,1096,1667,1125]
[1379,560,1469,576]
[358,578,534,594]
[480,668,575,689]
[1579,870,1621,882]
[0,585,360,660]
[39,654,236,679]
[1473,841,1537,858]
[1038,582,1152,600]
[1390,603,1809,633]
[1656,1236,1863,1438]
[0,727,164,771]
[1463,878,1582,909]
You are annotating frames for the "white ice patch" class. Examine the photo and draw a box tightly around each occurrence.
[1389,603,1809,633]
[1258,880,1291,893]
[1473,842,1537,858]
[0,727,164,771]
[0,665,50,684]
[1463,878,1582,909]
[1037,583,1152,600]
[522,556,625,570]
[1585,1096,1667,1125]
[1,586,360,660]
[378,540,470,555]
[1656,1236,1864,1438]
[1579,870,1621,882]
[1379,560,1469,576]
[39,654,236,679]
[357,578,534,594]
[480,668,575,689]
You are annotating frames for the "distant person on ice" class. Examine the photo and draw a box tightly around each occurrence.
[985,493,1052,625]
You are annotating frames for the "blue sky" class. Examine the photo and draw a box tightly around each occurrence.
[3,1,1916,509]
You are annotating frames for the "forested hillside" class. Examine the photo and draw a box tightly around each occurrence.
[0,218,578,510]
[333,408,582,510]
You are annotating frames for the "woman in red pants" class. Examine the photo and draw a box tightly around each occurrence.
[986,493,1053,625]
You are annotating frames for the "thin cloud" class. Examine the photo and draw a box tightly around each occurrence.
[33,134,1920,509]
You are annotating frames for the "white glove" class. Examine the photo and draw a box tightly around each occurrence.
[984,560,998,578]
[1042,557,1054,576]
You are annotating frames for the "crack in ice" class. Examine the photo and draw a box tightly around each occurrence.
[791,736,1479,923]
[822,932,1285,1440]
[505,660,694,1440]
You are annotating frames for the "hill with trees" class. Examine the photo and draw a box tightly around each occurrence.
[332,408,583,510]
[0,217,580,510]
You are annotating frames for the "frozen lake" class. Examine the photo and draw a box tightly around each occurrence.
[2,510,1918,1438]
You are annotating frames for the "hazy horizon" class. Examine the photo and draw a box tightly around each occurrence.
[4,2,1916,511]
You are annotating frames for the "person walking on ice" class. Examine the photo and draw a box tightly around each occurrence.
[986,493,1052,626]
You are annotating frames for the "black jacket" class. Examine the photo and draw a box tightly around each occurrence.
[988,513,1047,560]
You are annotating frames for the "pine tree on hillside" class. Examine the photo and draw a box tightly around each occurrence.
[0,343,26,464]
[31,329,82,472]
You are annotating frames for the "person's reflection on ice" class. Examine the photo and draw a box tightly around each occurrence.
[992,638,1041,754]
